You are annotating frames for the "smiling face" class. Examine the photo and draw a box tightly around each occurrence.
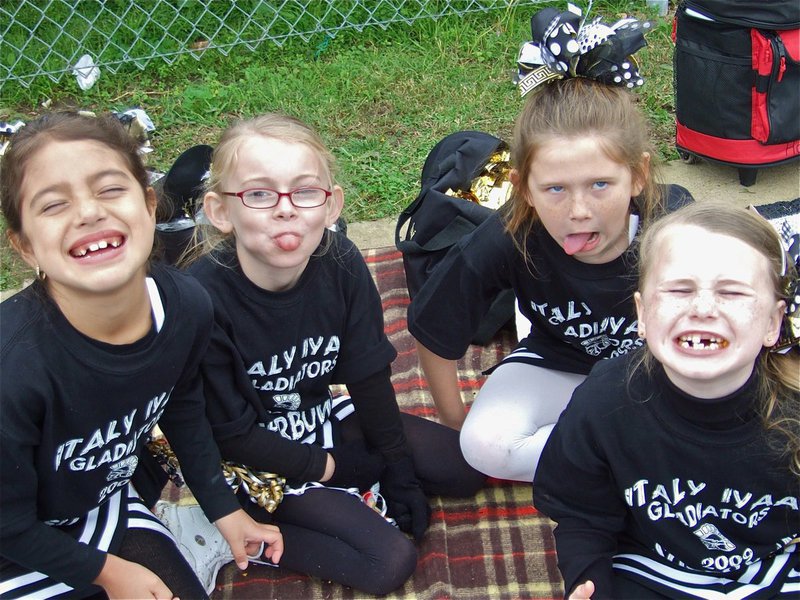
[204,135,343,291]
[635,224,785,398]
[519,135,645,264]
[12,139,156,304]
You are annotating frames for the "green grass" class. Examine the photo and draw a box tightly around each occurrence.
[1,1,676,291]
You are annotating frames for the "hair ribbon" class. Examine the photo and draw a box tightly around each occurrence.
[516,2,653,97]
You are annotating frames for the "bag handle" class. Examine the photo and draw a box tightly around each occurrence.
[395,192,424,250]
[396,212,477,254]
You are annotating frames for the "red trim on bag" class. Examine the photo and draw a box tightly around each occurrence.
[677,123,800,164]
[751,30,772,142]
[751,91,768,143]
[781,28,800,62]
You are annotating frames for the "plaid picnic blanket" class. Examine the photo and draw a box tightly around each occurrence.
[164,246,564,599]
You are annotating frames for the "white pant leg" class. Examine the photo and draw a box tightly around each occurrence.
[459,362,585,482]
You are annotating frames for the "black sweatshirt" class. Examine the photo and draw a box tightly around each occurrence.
[534,352,800,598]
[408,185,694,374]
[187,232,407,481]
[0,265,240,589]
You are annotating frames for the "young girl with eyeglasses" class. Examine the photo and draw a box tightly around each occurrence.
[0,112,283,600]
[408,7,694,482]
[178,112,484,594]
[534,201,800,599]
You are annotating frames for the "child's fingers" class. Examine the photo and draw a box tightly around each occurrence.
[247,525,284,564]
[568,580,594,600]
[245,540,265,558]
[265,538,283,564]
[217,510,284,568]
[230,545,249,571]
[244,541,283,567]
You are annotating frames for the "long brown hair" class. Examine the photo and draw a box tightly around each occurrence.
[636,201,800,476]
[503,78,662,260]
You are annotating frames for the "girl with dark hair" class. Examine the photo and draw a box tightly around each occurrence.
[0,112,282,599]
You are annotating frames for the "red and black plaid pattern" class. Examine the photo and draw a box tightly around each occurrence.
[191,247,563,599]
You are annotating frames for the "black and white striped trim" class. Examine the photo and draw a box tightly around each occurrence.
[0,484,172,599]
[613,544,799,598]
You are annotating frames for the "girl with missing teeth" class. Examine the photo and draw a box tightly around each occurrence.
[0,112,283,599]
[534,201,800,599]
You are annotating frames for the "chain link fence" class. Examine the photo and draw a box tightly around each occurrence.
[2,0,543,92]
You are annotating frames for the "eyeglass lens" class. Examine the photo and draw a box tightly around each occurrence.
[243,188,328,209]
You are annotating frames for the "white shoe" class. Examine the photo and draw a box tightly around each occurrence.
[153,502,234,594]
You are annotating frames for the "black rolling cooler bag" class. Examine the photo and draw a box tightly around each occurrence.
[673,0,800,186]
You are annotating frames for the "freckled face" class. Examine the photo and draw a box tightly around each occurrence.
[524,136,645,264]
[635,224,784,398]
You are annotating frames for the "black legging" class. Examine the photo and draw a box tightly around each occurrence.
[82,527,208,600]
[243,412,485,596]
[398,412,486,497]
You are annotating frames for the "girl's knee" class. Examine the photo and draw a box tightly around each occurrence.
[452,463,488,497]
[460,418,542,480]
[364,535,417,595]
[460,422,514,473]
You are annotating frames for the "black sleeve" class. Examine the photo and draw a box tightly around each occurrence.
[407,213,514,360]
[158,325,240,523]
[331,241,397,383]
[533,373,628,599]
[0,298,126,588]
[202,322,329,482]
[0,426,107,588]
[347,366,410,463]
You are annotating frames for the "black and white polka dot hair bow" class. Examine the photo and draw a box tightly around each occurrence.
[515,2,653,97]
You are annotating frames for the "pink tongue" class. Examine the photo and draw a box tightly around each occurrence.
[275,235,301,252]
[563,232,593,255]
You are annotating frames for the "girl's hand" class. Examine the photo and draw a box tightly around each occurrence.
[569,580,595,600]
[94,554,176,599]
[380,455,431,541]
[324,442,385,490]
[214,509,284,570]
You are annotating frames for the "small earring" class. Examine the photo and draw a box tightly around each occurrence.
[35,264,46,281]
[637,329,645,339]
